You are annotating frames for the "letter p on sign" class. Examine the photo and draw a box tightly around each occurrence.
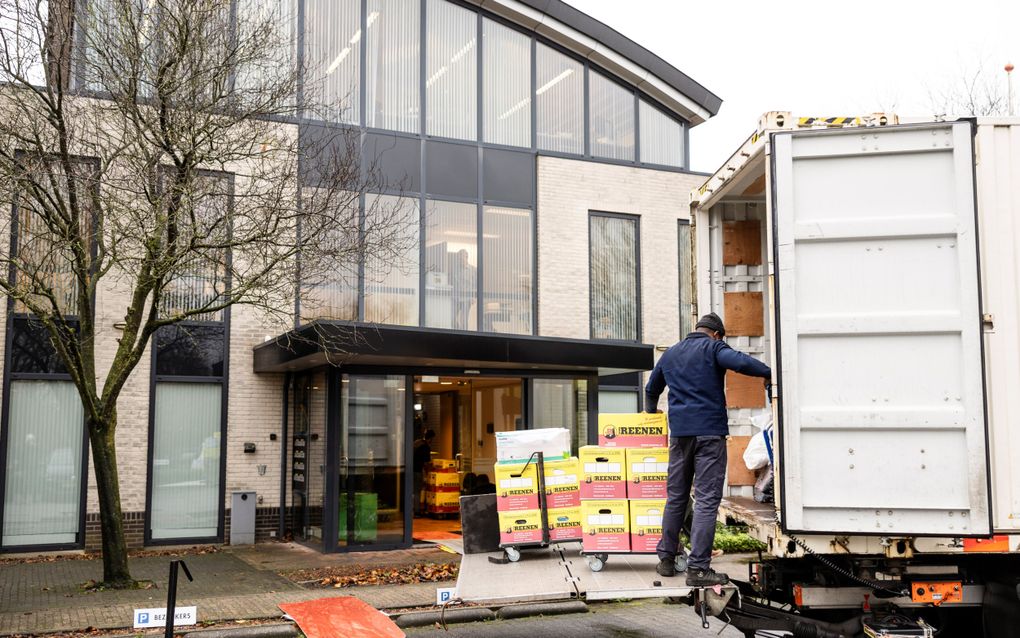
[436,587,456,605]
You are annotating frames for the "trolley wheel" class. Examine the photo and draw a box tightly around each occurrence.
[587,554,607,572]
[675,555,688,573]
[505,547,521,563]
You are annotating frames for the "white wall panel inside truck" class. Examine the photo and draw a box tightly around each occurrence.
[771,122,991,535]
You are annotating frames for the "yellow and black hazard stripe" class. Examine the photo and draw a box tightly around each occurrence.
[797,116,861,127]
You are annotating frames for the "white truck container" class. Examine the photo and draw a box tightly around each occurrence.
[691,114,1020,637]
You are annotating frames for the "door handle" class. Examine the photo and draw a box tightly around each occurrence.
[340,456,349,479]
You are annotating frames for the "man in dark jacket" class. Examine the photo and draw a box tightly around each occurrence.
[646,312,771,587]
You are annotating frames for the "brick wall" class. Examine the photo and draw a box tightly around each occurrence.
[536,156,705,405]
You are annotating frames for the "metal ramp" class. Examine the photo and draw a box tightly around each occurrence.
[457,542,711,604]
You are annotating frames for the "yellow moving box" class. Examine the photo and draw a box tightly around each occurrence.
[580,499,630,552]
[547,506,582,542]
[597,413,668,448]
[625,447,669,499]
[544,457,581,509]
[629,498,666,553]
[498,509,544,545]
[494,462,539,512]
[579,446,627,499]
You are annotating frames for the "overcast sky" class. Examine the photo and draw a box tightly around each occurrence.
[569,0,1020,173]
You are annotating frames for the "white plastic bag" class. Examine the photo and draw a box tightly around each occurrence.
[743,412,774,471]
[743,430,770,470]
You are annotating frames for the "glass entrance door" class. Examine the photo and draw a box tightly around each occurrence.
[338,375,409,549]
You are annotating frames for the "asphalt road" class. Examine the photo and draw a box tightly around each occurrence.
[405,598,747,637]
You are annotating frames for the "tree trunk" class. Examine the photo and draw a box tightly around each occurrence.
[88,414,133,587]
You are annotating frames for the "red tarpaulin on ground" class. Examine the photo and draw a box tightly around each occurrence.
[279,597,405,638]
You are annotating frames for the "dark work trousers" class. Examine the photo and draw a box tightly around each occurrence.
[656,435,727,570]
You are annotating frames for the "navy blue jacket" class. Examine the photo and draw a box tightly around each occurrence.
[644,332,772,437]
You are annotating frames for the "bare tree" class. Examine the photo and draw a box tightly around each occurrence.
[928,59,1010,118]
[0,0,413,586]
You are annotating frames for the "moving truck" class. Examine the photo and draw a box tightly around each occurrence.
[691,113,1020,637]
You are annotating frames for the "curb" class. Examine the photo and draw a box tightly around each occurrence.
[181,624,298,638]
[496,600,589,620]
[393,607,496,628]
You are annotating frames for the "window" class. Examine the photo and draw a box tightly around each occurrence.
[426,0,477,140]
[154,324,226,377]
[598,390,639,414]
[589,71,634,161]
[2,381,84,547]
[482,19,530,148]
[678,220,693,336]
[364,195,420,325]
[424,200,477,330]
[640,99,684,167]
[590,213,640,341]
[305,0,361,123]
[482,206,533,334]
[150,383,223,540]
[533,379,589,452]
[535,44,583,154]
[365,0,420,133]
[235,0,298,104]
[298,192,360,322]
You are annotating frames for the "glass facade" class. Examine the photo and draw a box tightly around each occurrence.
[425,200,477,330]
[150,383,222,540]
[640,99,684,167]
[364,195,420,326]
[482,206,533,335]
[426,0,477,140]
[2,381,84,547]
[305,0,361,123]
[482,19,531,148]
[590,213,639,341]
[366,0,420,133]
[598,389,639,414]
[590,71,635,161]
[532,378,588,453]
[536,43,584,154]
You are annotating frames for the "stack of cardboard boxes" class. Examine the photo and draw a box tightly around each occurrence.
[493,429,582,546]
[580,414,669,554]
[425,459,461,515]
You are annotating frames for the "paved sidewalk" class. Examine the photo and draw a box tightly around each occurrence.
[0,544,449,636]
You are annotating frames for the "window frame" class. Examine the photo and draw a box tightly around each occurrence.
[678,218,693,338]
[588,210,642,343]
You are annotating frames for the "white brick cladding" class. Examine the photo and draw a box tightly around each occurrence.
[536,156,704,404]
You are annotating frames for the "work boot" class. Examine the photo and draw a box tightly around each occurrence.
[656,557,676,577]
[686,567,729,587]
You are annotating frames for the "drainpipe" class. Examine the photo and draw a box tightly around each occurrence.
[278,372,291,539]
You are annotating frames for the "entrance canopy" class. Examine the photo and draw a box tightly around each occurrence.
[253,322,654,375]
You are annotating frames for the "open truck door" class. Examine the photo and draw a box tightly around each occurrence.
[770,121,992,536]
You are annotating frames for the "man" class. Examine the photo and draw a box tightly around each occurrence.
[646,312,771,587]
[412,429,435,516]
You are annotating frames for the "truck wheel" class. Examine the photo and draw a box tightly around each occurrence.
[505,547,521,563]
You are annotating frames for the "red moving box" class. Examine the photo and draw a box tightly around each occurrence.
[629,499,666,553]
[494,462,539,512]
[598,413,668,448]
[626,448,669,499]
[581,499,630,553]
[547,506,582,542]
[544,457,581,509]
[579,446,627,499]
[498,509,544,546]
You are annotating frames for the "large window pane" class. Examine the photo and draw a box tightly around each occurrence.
[299,192,360,322]
[678,220,693,336]
[340,375,406,547]
[483,19,530,148]
[598,390,638,414]
[640,99,684,167]
[366,0,420,133]
[2,381,83,547]
[590,71,634,161]
[151,383,222,540]
[590,214,639,341]
[426,0,477,140]
[305,0,361,123]
[533,378,588,452]
[536,44,583,154]
[364,195,420,326]
[236,0,297,105]
[482,206,532,334]
[154,324,226,377]
[425,200,477,330]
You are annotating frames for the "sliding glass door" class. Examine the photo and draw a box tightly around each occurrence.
[337,375,409,549]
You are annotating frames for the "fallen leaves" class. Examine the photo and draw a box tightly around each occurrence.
[308,562,459,588]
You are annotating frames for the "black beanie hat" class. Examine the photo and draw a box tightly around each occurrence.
[695,312,726,336]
